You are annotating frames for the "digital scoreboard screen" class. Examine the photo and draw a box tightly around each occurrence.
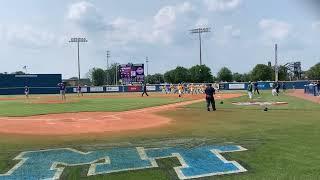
[119,63,144,84]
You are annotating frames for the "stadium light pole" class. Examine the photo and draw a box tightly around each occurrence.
[190,27,211,65]
[275,44,279,82]
[69,37,88,86]
[115,63,118,85]
[146,57,149,83]
[106,51,110,85]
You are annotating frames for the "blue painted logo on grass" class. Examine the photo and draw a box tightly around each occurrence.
[0,145,247,180]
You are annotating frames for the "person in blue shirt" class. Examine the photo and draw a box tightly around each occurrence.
[77,85,83,97]
[58,82,66,100]
[282,82,286,92]
[205,84,216,111]
[317,81,320,96]
[24,86,30,99]
[253,81,260,95]
[141,83,149,97]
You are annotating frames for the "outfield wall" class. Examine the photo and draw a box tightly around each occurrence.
[0,74,62,87]
[0,81,311,95]
[219,81,309,90]
[0,74,62,95]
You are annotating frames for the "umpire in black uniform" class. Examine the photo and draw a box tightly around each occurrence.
[205,84,216,111]
[142,83,149,97]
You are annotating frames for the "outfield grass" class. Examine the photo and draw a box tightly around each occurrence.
[0,96,186,117]
[1,91,320,179]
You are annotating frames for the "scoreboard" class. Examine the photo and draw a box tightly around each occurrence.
[118,63,145,84]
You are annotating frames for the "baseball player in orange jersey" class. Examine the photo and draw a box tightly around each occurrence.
[178,84,183,97]
[170,84,174,94]
[190,83,194,94]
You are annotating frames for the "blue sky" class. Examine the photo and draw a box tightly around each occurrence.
[0,0,319,78]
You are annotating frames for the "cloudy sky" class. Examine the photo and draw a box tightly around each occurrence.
[0,0,319,78]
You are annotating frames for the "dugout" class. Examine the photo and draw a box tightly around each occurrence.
[0,74,62,95]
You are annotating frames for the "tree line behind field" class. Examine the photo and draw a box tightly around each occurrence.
[2,62,318,86]
[86,62,320,86]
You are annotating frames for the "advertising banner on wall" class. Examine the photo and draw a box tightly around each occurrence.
[90,87,104,92]
[146,86,156,91]
[127,86,142,92]
[73,87,88,93]
[229,84,245,90]
[106,87,120,92]
[219,83,225,90]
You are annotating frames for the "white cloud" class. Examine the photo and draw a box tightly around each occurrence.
[0,25,3,41]
[153,6,176,29]
[107,17,147,45]
[259,19,290,40]
[224,25,241,38]
[312,21,320,31]
[204,0,241,12]
[66,1,197,46]
[67,1,108,32]
[177,2,195,13]
[216,25,241,46]
[107,2,196,45]
[195,18,209,27]
[0,25,55,49]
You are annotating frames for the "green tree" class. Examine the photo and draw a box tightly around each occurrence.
[146,73,165,84]
[278,65,289,81]
[307,62,320,80]
[251,64,273,81]
[172,66,190,83]
[91,68,106,86]
[189,65,213,83]
[106,63,120,85]
[233,73,251,82]
[243,73,251,82]
[233,73,243,82]
[164,70,175,83]
[11,71,26,75]
[217,67,233,82]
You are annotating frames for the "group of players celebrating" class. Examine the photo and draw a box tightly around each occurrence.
[247,81,287,99]
[160,83,219,97]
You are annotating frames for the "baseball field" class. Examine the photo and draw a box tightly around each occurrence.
[0,90,320,180]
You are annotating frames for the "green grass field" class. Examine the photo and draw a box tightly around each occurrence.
[0,95,185,116]
[0,91,320,179]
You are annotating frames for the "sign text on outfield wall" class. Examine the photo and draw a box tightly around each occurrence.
[0,145,247,180]
[106,87,119,92]
[229,84,245,90]
[146,86,156,91]
[73,87,88,93]
[90,87,104,92]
